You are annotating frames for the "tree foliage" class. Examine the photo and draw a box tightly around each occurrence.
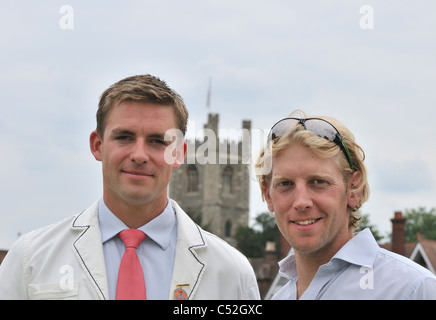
[404,207,436,242]
[355,213,384,242]
[235,212,281,258]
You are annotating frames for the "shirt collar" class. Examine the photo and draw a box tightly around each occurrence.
[331,228,379,267]
[278,252,298,280]
[278,228,379,279]
[98,198,177,250]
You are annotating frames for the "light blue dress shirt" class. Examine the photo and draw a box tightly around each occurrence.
[273,228,436,300]
[98,198,178,300]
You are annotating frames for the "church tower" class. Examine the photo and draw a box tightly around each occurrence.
[169,113,251,245]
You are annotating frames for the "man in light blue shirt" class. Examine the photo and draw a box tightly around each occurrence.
[255,111,436,299]
[274,228,436,299]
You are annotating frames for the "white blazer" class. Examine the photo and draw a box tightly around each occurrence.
[0,199,260,300]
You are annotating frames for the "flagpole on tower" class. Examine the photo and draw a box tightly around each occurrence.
[206,76,212,111]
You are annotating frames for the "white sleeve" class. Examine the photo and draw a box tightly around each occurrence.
[0,235,29,299]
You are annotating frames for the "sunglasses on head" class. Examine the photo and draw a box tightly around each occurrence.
[267,117,355,170]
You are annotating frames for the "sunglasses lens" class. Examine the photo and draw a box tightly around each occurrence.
[304,119,338,141]
[269,118,300,140]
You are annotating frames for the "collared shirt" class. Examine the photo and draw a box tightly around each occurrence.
[98,198,178,300]
[273,228,436,300]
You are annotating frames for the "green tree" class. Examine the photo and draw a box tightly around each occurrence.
[404,207,436,242]
[355,213,384,242]
[185,209,212,232]
[235,212,281,258]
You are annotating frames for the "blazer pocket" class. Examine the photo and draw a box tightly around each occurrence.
[28,282,79,300]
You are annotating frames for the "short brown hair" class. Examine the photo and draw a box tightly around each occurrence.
[96,74,189,137]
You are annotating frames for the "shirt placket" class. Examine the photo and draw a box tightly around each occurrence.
[300,261,345,300]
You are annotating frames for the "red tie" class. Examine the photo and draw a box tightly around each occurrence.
[116,229,147,300]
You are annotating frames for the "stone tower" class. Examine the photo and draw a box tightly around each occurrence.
[169,113,251,245]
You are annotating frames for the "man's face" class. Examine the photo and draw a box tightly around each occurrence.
[265,143,357,257]
[90,101,186,210]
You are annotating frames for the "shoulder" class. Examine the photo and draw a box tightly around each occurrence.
[0,215,75,282]
[170,199,252,269]
[377,248,435,278]
[7,201,98,258]
[202,229,250,263]
[15,215,77,249]
[189,223,260,299]
[375,248,436,298]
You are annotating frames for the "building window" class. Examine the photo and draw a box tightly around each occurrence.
[225,219,232,238]
[222,165,233,194]
[187,164,198,192]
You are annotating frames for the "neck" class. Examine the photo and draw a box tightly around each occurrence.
[103,194,168,229]
[294,230,353,299]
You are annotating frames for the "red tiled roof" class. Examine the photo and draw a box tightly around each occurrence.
[379,242,416,258]
[0,250,8,265]
[419,239,436,271]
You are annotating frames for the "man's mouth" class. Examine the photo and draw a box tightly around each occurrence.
[122,170,153,177]
[292,218,321,226]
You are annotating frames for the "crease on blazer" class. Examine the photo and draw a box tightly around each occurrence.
[71,202,109,300]
[169,200,207,300]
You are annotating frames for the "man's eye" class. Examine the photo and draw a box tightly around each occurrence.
[274,181,293,189]
[116,136,133,142]
[311,179,328,186]
[150,138,167,145]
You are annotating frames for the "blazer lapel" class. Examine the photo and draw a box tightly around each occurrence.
[71,201,109,300]
[169,200,207,300]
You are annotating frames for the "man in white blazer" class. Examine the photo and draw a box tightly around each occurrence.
[0,75,260,300]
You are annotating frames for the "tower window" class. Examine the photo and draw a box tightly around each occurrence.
[187,164,199,192]
[222,165,233,194]
[225,219,232,237]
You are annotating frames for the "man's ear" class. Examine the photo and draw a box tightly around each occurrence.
[347,171,363,209]
[90,130,103,161]
[172,141,187,169]
[264,182,275,213]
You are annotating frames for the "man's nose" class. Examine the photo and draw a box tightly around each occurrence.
[130,140,150,163]
[293,184,313,212]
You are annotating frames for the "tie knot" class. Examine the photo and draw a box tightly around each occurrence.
[119,229,146,249]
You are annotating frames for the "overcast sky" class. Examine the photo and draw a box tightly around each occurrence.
[1,1,436,248]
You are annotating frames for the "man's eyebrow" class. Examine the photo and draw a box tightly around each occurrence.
[110,129,136,137]
[271,173,333,182]
[307,173,334,180]
[271,175,290,182]
[110,129,167,139]
[147,133,166,139]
